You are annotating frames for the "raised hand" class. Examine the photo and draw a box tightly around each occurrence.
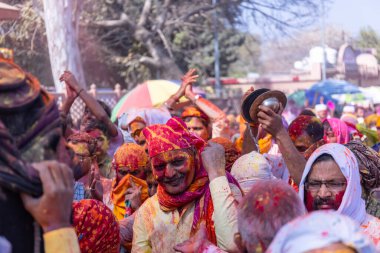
[88,163,103,201]
[257,103,285,138]
[125,178,142,210]
[59,71,81,94]
[182,69,199,98]
[20,161,74,233]
[201,142,226,180]
[242,86,255,103]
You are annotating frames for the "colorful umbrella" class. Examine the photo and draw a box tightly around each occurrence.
[287,90,305,107]
[305,79,361,106]
[111,80,204,121]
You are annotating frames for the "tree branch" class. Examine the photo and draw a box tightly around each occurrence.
[179,5,214,22]
[157,28,173,58]
[92,13,135,30]
[155,0,171,31]
[139,56,160,68]
[137,0,152,27]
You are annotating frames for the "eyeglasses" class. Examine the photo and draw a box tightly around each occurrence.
[305,180,347,192]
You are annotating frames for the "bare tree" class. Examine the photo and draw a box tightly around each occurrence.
[90,0,323,80]
[42,0,86,91]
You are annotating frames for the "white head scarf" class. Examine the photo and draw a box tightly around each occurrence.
[299,143,367,224]
[267,211,376,253]
[315,103,327,112]
[118,107,171,142]
[121,107,171,130]
[231,151,275,194]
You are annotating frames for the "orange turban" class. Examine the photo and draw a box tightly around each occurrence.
[113,143,148,171]
[365,114,378,127]
[181,106,210,125]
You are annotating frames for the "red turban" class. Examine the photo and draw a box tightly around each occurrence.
[143,117,206,157]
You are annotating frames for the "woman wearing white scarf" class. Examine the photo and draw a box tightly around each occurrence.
[118,107,171,143]
[267,211,376,253]
[298,143,380,248]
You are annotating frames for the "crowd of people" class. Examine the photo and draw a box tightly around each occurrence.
[1,58,380,253]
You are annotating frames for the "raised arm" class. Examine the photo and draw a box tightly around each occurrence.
[201,142,239,251]
[257,105,306,185]
[59,71,118,137]
[185,81,225,123]
[163,69,198,110]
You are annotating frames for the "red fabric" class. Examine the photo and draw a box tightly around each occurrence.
[143,117,206,157]
[72,199,120,253]
[288,115,317,141]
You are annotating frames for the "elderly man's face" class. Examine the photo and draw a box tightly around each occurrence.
[305,159,347,211]
[150,148,196,195]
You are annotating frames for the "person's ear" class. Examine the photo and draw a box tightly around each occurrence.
[234,232,245,253]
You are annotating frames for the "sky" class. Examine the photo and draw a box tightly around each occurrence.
[326,0,380,36]
[244,0,380,40]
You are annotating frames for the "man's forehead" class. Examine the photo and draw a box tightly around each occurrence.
[308,159,345,180]
[67,142,90,155]
[151,149,192,162]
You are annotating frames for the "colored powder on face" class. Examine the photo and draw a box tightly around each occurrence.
[305,191,315,212]
[67,142,90,156]
[333,190,345,210]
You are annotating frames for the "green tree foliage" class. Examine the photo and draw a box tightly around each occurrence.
[356,27,380,61]
[1,0,323,88]
[228,34,261,77]
[0,1,53,86]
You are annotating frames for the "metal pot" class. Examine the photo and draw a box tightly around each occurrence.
[261,97,280,113]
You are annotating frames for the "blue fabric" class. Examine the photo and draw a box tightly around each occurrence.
[74,181,85,201]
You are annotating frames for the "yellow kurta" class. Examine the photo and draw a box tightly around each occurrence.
[43,227,80,253]
[132,176,241,253]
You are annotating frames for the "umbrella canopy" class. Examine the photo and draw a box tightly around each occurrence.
[0,2,20,20]
[306,79,361,106]
[287,90,305,107]
[111,80,205,121]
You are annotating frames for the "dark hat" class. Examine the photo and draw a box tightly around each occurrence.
[0,59,42,112]
[241,88,287,124]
